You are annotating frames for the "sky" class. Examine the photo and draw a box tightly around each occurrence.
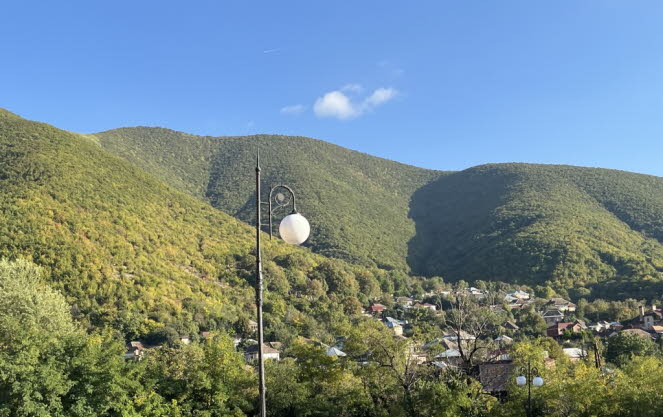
[2,1,663,176]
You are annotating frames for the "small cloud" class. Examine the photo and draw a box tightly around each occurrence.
[313,86,398,120]
[280,104,306,115]
[364,87,398,108]
[341,83,364,93]
[263,48,280,54]
[314,91,359,120]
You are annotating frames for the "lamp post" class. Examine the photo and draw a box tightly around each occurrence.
[255,151,310,417]
[516,360,543,417]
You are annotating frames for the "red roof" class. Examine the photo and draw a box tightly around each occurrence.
[370,304,386,312]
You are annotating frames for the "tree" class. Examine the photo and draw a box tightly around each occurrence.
[605,333,657,367]
[443,295,501,371]
[145,334,254,416]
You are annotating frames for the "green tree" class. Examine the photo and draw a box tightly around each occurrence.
[605,333,657,367]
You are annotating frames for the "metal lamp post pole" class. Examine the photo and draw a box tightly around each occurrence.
[255,152,266,417]
[254,148,308,417]
[526,361,532,417]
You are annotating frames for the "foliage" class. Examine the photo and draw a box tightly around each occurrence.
[0,109,414,341]
[604,332,658,367]
[95,126,440,271]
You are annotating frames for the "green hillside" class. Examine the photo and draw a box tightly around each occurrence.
[408,164,663,295]
[96,127,441,270]
[0,109,406,341]
[95,126,663,297]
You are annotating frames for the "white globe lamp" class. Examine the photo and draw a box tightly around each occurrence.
[532,376,544,387]
[279,213,310,245]
[516,376,527,386]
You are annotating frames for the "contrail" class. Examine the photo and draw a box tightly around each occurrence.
[263,48,280,54]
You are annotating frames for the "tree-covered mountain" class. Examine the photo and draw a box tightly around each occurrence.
[0,108,410,342]
[94,125,663,296]
[408,164,663,295]
[2,109,663,300]
[96,127,441,270]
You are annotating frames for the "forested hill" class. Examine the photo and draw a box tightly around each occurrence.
[3,108,663,297]
[0,108,406,341]
[96,127,442,270]
[408,164,663,293]
[94,125,663,294]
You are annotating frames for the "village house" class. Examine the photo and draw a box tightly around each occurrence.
[501,321,519,331]
[413,302,437,312]
[384,316,407,336]
[326,346,347,358]
[396,296,415,308]
[651,325,663,337]
[506,298,533,310]
[547,322,582,338]
[468,287,487,298]
[248,319,258,332]
[542,309,565,326]
[434,349,464,366]
[624,305,663,331]
[244,343,281,362]
[369,303,387,315]
[479,362,516,399]
[495,335,514,346]
[124,341,148,361]
[487,349,512,363]
[563,348,586,362]
[505,290,530,302]
[545,298,577,312]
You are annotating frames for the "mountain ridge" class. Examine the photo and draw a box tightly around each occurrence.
[2,107,662,299]
[91,123,663,297]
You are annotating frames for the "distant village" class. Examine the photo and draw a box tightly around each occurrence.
[123,285,663,397]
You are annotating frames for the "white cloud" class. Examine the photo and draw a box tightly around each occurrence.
[313,91,359,120]
[313,86,398,120]
[280,104,306,115]
[363,87,398,109]
[341,83,364,93]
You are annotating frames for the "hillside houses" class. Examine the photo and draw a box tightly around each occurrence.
[622,305,663,331]
[545,298,577,312]
[542,309,565,326]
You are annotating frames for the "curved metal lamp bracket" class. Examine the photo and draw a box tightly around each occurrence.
[263,184,298,239]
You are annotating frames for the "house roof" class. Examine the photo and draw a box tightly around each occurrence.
[443,330,476,340]
[547,298,575,307]
[495,335,514,343]
[551,322,575,330]
[244,343,279,354]
[436,349,461,358]
[543,309,564,317]
[370,304,386,311]
[480,363,515,393]
[502,321,519,330]
[384,316,407,326]
[563,348,586,358]
[326,346,347,357]
[651,325,663,334]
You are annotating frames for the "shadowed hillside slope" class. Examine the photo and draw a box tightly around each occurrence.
[96,126,663,296]
[408,164,663,293]
[96,128,442,270]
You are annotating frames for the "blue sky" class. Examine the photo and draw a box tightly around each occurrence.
[2,1,663,176]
